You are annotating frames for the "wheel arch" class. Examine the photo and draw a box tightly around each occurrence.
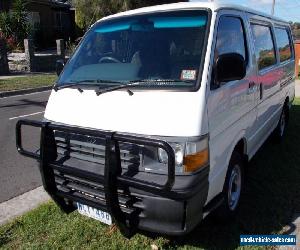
[223,134,248,186]
[205,134,248,210]
[206,130,249,204]
[233,137,248,164]
[285,96,289,103]
[220,133,248,192]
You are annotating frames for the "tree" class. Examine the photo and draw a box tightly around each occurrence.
[0,12,12,38]
[0,0,30,50]
[72,0,180,31]
[291,22,300,40]
[11,0,30,48]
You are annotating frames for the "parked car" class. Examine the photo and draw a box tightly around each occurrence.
[16,1,295,237]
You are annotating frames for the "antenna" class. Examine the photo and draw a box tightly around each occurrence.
[271,0,276,15]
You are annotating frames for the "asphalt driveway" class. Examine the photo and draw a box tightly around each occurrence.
[0,91,50,203]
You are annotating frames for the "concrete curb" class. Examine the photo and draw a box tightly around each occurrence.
[0,186,50,226]
[279,213,300,249]
[0,86,52,98]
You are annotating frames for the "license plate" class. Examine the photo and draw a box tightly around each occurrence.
[77,203,112,225]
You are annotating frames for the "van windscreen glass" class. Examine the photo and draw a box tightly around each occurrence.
[57,10,209,90]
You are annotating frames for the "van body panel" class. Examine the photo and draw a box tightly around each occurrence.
[45,89,206,137]
[248,15,289,150]
[206,9,295,203]
[246,14,295,158]
[206,9,258,202]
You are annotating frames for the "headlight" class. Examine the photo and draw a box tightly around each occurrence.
[158,136,209,173]
[158,143,184,166]
[158,147,168,164]
[174,144,184,166]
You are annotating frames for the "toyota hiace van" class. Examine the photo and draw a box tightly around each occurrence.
[16,1,295,237]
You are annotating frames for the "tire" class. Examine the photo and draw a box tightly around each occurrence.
[274,103,289,142]
[215,152,244,220]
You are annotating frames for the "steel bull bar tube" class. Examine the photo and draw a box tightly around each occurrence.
[15,119,176,237]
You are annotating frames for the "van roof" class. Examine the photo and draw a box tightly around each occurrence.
[100,1,289,25]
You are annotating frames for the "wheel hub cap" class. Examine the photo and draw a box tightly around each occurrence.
[228,165,242,211]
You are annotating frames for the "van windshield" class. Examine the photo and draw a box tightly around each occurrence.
[57,10,209,90]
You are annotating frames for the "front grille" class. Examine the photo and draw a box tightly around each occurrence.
[54,169,142,213]
[52,131,144,215]
[54,131,142,169]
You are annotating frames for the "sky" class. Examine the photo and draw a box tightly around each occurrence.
[190,0,300,22]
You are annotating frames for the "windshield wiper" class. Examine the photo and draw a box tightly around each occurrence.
[54,79,193,96]
[54,83,95,93]
[96,79,193,96]
[53,79,124,93]
[95,81,142,96]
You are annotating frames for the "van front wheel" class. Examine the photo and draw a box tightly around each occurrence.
[215,152,244,220]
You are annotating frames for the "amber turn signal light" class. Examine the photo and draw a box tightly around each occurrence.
[183,149,209,173]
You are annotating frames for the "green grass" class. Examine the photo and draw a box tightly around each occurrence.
[1,99,300,250]
[0,74,57,92]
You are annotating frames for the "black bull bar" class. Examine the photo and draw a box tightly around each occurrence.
[16,119,177,237]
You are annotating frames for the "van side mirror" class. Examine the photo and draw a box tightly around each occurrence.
[56,59,65,76]
[215,53,246,84]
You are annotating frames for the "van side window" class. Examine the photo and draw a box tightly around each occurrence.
[251,24,276,70]
[215,16,247,61]
[212,16,247,88]
[274,27,292,62]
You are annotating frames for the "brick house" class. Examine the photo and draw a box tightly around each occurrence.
[0,0,75,48]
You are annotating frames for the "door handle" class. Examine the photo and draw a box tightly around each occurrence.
[260,83,263,99]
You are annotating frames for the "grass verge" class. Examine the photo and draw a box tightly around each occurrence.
[1,99,300,250]
[0,74,57,92]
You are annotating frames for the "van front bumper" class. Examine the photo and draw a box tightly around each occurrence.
[16,120,209,237]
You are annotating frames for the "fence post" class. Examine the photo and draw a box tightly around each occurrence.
[56,39,65,59]
[24,39,35,72]
[0,38,9,75]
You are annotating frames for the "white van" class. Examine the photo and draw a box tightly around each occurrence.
[16,2,295,237]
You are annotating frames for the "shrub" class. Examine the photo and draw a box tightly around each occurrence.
[11,0,31,49]
[6,36,17,51]
[0,12,12,38]
[66,38,77,57]
[0,0,30,51]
